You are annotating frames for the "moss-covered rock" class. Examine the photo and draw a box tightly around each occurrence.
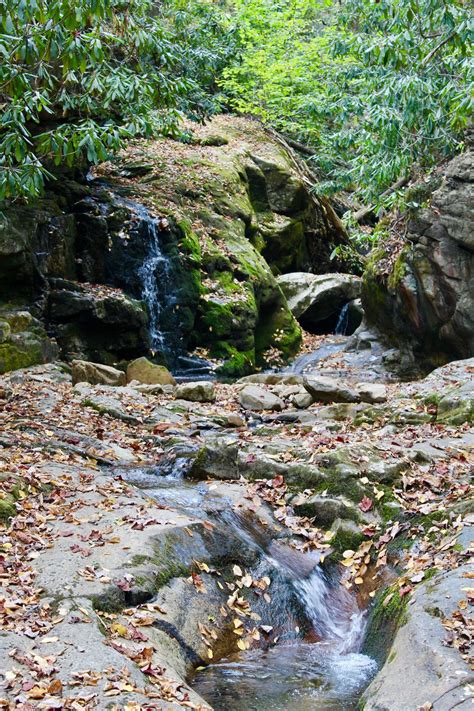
[362,149,474,372]
[93,115,342,373]
[0,306,58,374]
[0,116,346,375]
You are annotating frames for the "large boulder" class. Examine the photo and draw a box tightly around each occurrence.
[0,307,58,374]
[47,279,149,363]
[362,148,474,370]
[239,385,284,411]
[71,359,126,386]
[0,116,347,376]
[94,115,349,374]
[363,550,473,710]
[277,272,362,333]
[126,357,176,386]
[303,376,360,403]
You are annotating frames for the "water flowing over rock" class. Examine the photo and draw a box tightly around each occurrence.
[362,147,474,371]
[277,272,362,334]
[0,116,349,376]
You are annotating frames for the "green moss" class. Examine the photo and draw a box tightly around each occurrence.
[154,561,190,589]
[0,340,44,373]
[216,345,255,377]
[255,302,302,365]
[0,496,16,523]
[364,585,409,663]
[387,249,408,291]
[330,524,364,556]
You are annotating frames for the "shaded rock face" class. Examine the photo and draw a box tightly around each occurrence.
[362,149,474,371]
[278,272,362,334]
[47,279,149,364]
[0,116,346,374]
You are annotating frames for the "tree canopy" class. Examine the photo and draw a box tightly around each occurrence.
[221,0,472,202]
[1,0,471,203]
[0,0,232,200]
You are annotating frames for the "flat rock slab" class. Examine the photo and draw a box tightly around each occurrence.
[363,553,474,710]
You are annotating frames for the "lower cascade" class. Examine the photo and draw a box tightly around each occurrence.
[121,462,378,711]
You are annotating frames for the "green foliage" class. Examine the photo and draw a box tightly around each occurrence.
[221,0,472,201]
[0,0,232,200]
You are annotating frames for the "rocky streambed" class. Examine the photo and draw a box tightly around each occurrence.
[0,344,473,710]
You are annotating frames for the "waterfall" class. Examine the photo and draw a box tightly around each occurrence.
[335,302,350,335]
[135,209,175,359]
[294,567,366,653]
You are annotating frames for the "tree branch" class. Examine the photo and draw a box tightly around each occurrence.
[421,32,457,66]
[352,174,411,223]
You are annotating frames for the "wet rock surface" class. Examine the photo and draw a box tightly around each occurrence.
[0,340,472,709]
[278,272,362,334]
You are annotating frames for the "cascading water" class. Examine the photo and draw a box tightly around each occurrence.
[130,204,177,362]
[111,198,213,375]
[138,215,172,357]
[335,302,350,335]
[116,460,377,709]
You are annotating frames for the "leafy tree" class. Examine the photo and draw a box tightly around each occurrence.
[0,0,230,200]
[221,0,472,202]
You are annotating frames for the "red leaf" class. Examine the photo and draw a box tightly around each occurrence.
[359,496,373,512]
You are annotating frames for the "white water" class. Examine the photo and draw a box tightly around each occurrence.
[295,568,366,653]
[137,213,173,356]
[117,462,377,708]
[335,302,350,335]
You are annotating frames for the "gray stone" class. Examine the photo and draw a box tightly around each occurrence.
[277,272,361,329]
[292,391,314,409]
[239,385,284,411]
[362,149,474,368]
[303,375,360,403]
[355,382,388,403]
[72,359,126,386]
[293,494,358,527]
[363,562,474,711]
[174,381,216,402]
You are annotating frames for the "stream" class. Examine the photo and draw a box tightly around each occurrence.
[118,462,378,710]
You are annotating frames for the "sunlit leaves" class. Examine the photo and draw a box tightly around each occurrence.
[220,0,472,202]
[0,0,230,200]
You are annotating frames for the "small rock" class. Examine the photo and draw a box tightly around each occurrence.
[126,357,176,386]
[330,518,364,551]
[303,376,360,403]
[294,494,357,527]
[71,360,126,387]
[174,381,216,403]
[132,383,165,395]
[356,382,388,403]
[226,413,246,428]
[239,385,284,411]
[273,384,302,398]
[292,391,314,409]
[0,383,13,400]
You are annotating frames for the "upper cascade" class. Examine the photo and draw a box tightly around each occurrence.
[0,115,347,377]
